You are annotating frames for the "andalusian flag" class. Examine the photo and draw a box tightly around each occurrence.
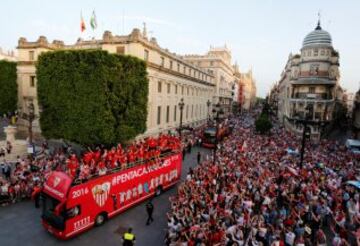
[80,12,86,32]
[90,10,97,30]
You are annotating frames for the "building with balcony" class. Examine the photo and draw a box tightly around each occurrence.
[268,82,279,114]
[353,90,360,139]
[275,20,342,139]
[239,69,257,110]
[183,46,236,114]
[233,63,243,111]
[16,27,215,138]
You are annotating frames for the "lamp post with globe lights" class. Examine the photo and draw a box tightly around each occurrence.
[178,98,185,138]
[212,102,224,165]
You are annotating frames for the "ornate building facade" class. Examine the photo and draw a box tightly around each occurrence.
[16,28,215,137]
[239,69,257,110]
[353,90,360,139]
[0,48,17,61]
[183,46,236,114]
[275,21,342,139]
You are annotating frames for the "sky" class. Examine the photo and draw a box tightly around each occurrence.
[1,0,359,97]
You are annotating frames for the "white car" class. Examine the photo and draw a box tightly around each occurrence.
[345,139,360,154]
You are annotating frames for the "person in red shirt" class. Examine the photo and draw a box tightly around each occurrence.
[138,146,145,162]
[83,152,93,165]
[31,182,42,208]
[127,150,136,165]
[94,148,101,162]
[147,137,157,149]
[208,226,224,244]
[66,159,78,179]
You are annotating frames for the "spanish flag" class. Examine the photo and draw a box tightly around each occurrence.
[80,12,86,32]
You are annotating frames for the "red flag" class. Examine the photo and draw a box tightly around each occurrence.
[80,13,86,32]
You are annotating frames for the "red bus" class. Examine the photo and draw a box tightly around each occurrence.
[202,124,231,148]
[40,152,182,239]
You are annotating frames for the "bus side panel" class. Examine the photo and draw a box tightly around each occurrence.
[63,153,182,238]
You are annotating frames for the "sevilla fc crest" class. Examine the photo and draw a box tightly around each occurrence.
[53,177,61,188]
[92,182,111,207]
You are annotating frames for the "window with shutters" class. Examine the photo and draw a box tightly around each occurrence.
[29,51,35,61]
[158,81,162,93]
[169,60,173,70]
[174,105,177,121]
[166,106,170,123]
[30,76,36,87]
[144,49,149,61]
[157,106,161,125]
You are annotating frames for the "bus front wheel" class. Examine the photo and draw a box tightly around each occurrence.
[95,213,107,226]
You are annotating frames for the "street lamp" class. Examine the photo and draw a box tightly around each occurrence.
[20,102,36,153]
[296,104,313,168]
[212,102,224,165]
[27,103,35,145]
[206,100,211,123]
[178,98,185,138]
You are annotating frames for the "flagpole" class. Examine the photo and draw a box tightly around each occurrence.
[80,11,83,39]
[80,11,83,48]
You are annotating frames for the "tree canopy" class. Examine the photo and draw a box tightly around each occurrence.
[255,103,273,134]
[37,50,148,146]
[0,60,17,115]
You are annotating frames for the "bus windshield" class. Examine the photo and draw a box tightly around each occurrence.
[204,128,216,143]
[41,193,66,231]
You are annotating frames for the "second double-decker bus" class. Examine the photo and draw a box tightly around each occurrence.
[40,152,182,239]
[202,124,231,148]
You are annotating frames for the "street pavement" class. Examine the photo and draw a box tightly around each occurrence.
[0,117,8,140]
[0,146,211,246]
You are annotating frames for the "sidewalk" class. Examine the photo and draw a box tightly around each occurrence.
[0,117,8,140]
[0,140,28,163]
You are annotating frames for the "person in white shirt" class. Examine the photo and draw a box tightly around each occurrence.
[285,230,295,246]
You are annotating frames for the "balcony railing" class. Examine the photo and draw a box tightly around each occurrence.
[291,93,332,100]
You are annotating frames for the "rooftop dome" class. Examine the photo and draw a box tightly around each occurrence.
[302,21,332,48]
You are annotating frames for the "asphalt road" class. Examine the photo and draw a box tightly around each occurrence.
[0,146,211,246]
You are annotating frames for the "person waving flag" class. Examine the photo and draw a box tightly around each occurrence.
[90,10,97,30]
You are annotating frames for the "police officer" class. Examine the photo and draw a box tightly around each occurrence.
[122,227,136,246]
[182,147,186,160]
[146,200,154,225]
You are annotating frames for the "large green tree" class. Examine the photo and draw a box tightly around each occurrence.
[37,50,148,146]
[0,60,17,115]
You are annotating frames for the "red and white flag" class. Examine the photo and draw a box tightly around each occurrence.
[80,12,86,32]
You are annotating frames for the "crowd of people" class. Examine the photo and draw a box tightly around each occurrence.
[0,134,181,206]
[166,113,360,245]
